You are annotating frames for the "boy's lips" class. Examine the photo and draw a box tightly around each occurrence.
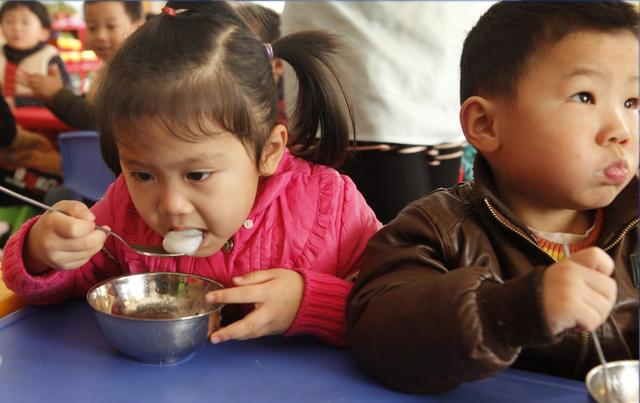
[600,160,629,185]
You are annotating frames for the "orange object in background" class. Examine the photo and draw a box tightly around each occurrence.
[0,264,25,317]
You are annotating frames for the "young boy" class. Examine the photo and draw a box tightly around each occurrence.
[347,1,638,394]
[21,1,143,130]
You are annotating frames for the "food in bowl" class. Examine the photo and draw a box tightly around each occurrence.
[86,272,224,364]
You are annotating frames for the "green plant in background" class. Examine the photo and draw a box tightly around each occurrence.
[45,1,78,20]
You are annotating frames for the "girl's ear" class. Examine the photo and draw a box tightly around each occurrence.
[460,96,500,154]
[259,124,288,176]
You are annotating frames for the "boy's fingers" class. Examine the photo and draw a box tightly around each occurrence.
[583,289,615,321]
[568,247,614,276]
[583,271,617,303]
[574,299,607,332]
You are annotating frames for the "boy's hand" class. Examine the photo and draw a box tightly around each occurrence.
[542,247,616,335]
[205,269,305,343]
[17,65,64,103]
[25,200,108,274]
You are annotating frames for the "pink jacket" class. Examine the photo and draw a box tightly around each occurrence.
[3,151,381,345]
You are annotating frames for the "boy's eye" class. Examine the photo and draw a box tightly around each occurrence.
[186,172,212,182]
[624,98,639,110]
[131,172,153,182]
[570,92,594,104]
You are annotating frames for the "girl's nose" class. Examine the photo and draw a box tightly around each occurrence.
[157,188,194,216]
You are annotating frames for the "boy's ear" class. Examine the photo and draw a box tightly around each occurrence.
[460,96,500,153]
[259,124,288,176]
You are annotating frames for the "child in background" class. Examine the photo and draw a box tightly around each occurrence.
[3,2,381,346]
[0,1,70,108]
[348,1,638,393]
[21,1,144,130]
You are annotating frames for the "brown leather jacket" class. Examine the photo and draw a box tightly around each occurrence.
[347,157,638,393]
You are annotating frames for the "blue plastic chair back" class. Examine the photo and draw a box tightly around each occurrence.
[58,131,115,201]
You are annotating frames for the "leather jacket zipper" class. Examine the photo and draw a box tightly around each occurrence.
[483,199,639,375]
[482,199,547,255]
[483,198,639,252]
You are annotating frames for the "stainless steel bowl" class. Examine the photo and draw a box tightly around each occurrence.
[585,360,639,403]
[86,272,224,364]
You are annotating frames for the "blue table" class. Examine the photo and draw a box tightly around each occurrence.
[0,301,588,403]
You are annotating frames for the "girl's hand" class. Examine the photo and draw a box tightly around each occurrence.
[206,269,305,343]
[17,65,63,103]
[542,247,617,335]
[25,200,108,275]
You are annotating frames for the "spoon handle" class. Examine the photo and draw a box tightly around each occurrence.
[562,243,614,400]
[0,185,66,215]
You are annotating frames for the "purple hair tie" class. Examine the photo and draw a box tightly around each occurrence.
[264,43,274,60]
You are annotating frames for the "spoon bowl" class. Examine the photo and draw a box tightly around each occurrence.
[0,184,182,257]
[586,360,639,403]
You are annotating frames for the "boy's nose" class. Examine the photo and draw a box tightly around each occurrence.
[597,109,632,145]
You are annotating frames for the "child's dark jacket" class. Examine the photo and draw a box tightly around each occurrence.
[347,156,638,393]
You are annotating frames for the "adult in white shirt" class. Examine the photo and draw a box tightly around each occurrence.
[281,1,492,223]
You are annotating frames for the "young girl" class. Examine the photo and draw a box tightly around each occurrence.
[2,1,381,347]
[0,1,70,108]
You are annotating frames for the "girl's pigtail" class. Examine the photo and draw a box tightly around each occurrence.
[273,31,355,168]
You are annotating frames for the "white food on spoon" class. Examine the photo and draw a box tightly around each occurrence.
[162,229,203,255]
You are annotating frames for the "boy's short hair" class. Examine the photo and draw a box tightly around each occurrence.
[232,3,281,43]
[83,1,144,23]
[460,1,639,104]
[0,1,51,29]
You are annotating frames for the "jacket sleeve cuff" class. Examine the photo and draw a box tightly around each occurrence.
[284,269,351,346]
[476,268,557,355]
[2,217,75,305]
[50,88,75,110]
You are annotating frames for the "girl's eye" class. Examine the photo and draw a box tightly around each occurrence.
[624,98,639,110]
[131,172,153,182]
[570,92,594,104]
[186,172,212,182]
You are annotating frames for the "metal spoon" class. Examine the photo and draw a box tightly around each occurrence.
[562,244,613,402]
[0,185,183,257]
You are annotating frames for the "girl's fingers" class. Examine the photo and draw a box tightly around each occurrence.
[206,283,267,304]
[210,310,271,344]
[53,200,95,220]
[48,246,104,270]
[232,269,280,285]
[53,229,108,252]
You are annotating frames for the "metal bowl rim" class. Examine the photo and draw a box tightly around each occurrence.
[585,359,639,396]
[86,271,225,322]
